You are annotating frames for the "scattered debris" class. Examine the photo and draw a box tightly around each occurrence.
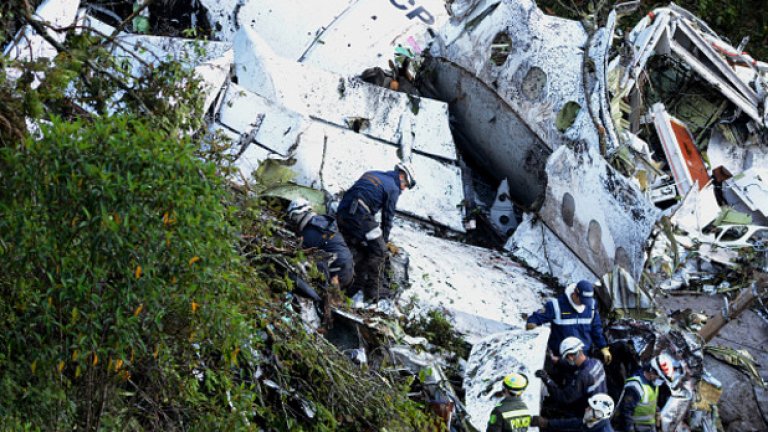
[7,0,768,430]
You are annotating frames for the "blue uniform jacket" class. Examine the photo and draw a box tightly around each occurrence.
[548,417,614,432]
[337,170,402,241]
[301,215,354,288]
[548,357,607,416]
[527,293,607,353]
[618,371,653,432]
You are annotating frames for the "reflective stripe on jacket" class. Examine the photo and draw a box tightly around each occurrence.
[625,376,659,426]
[487,396,531,432]
[526,293,607,353]
[549,357,607,416]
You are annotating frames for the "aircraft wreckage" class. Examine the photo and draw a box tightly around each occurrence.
[8,0,768,430]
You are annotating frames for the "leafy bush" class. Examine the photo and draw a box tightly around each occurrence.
[0,115,253,429]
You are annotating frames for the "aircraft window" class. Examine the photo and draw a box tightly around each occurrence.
[562,192,575,227]
[588,220,602,254]
[490,32,512,66]
[719,226,748,242]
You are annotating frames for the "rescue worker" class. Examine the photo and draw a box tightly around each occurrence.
[533,393,615,432]
[616,354,675,432]
[526,280,612,364]
[286,198,355,293]
[536,337,607,418]
[487,372,532,432]
[335,162,416,301]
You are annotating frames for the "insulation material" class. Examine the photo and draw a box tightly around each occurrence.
[463,328,550,431]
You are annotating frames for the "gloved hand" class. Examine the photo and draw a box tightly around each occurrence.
[386,241,399,254]
[535,369,555,387]
[601,346,612,365]
[531,416,549,428]
[525,322,537,330]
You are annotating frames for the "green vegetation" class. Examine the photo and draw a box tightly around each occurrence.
[405,309,470,360]
[0,9,439,430]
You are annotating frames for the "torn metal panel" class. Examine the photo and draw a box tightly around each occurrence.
[531,145,659,280]
[619,6,765,125]
[723,168,768,225]
[3,0,81,62]
[670,182,720,236]
[393,220,549,343]
[217,84,466,230]
[620,10,672,91]
[667,19,761,123]
[218,83,307,156]
[232,26,458,161]
[194,51,233,115]
[652,103,710,197]
[315,136,465,232]
[596,267,653,310]
[506,214,598,286]
[463,328,549,431]
[444,0,491,20]
[707,128,768,175]
[201,0,449,75]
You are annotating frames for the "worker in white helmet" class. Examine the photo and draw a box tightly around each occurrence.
[335,162,416,301]
[287,197,354,292]
[535,337,608,418]
[533,393,615,431]
[616,353,675,432]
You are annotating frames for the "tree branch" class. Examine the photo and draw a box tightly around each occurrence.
[21,0,155,116]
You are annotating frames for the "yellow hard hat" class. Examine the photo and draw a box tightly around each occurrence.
[503,372,528,395]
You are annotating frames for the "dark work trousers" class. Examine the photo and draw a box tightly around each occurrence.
[336,207,389,301]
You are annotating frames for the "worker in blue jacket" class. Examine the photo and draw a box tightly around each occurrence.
[526,280,611,364]
[336,162,416,301]
[533,393,615,432]
[616,354,674,432]
[536,338,608,418]
[287,198,354,292]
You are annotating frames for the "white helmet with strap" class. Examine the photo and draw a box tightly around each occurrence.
[559,336,585,357]
[395,162,416,189]
[287,198,314,229]
[587,393,615,420]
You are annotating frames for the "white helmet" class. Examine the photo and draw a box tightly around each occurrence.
[650,353,675,385]
[587,393,615,420]
[287,198,313,226]
[559,337,585,357]
[395,162,416,189]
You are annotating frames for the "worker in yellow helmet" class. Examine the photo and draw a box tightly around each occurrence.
[487,372,532,432]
